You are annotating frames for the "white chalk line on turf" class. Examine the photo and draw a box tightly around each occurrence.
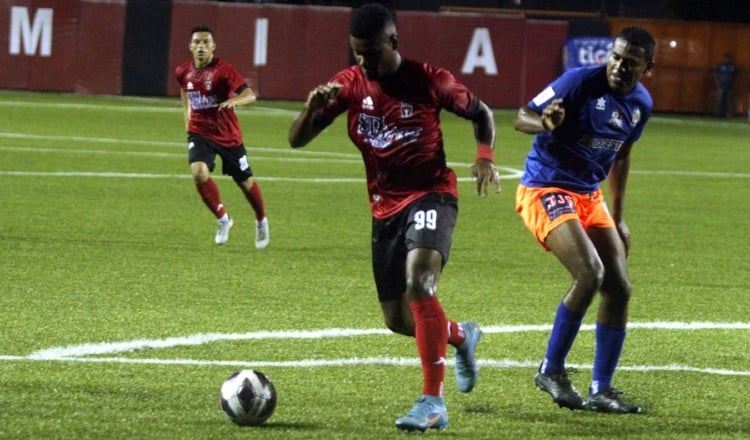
[23,321,750,359]
[2,322,747,377]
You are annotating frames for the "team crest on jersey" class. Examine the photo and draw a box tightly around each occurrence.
[400,102,413,118]
[204,80,212,91]
[631,107,641,127]
[609,109,623,128]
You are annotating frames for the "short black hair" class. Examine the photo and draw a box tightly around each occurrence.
[617,26,655,62]
[191,24,213,37]
[350,3,395,39]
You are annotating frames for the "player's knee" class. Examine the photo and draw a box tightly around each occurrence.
[190,162,210,182]
[383,317,413,336]
[606,278,632,301]
[575,258,605,293]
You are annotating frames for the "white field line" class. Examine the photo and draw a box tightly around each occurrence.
[1,321,748,376]
[1,132,748,180]
[21,321,750,358]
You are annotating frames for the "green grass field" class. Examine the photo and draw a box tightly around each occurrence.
[1,90,748,439]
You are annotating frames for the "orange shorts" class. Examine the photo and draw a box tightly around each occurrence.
[515,184,615,249]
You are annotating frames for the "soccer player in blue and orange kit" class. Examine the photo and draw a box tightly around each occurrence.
[513,27,655,414]
[288,3,500,432]
[175,25,269,248]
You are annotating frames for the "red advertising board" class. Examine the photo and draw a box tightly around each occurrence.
[0,0,124,93]
[0,1,567,109]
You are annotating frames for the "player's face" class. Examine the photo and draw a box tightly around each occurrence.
[350,32,398,81]
[607,38,653,96]
[606,37,653,96]
[190,31,216,68]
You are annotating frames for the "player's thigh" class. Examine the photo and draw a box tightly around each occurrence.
[218,144,254,183]
[372,215,408,303]
[403,194,457,266]
[187,134,218,171]
[546,219,603,280]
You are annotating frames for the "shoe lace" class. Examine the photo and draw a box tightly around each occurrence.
[601,387,624,399]
[553,367,578,385]
[256,222,267,239]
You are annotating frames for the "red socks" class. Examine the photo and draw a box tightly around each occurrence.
[243,181,266,221]
[195,178,226,219]
[447,320,466,347]
[409,296,448,397]
[196,178,266,222]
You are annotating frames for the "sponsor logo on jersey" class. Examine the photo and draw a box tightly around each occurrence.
[362,96,374,111]
[357,114,422,149]
[187,91,218,110]
[532,86,555,107]
[595,96,607,110]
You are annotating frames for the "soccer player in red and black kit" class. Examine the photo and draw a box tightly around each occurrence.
[175,25,269,248]
[288,4,500,432]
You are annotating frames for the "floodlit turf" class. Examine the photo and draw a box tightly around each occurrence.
[1,90,748,439]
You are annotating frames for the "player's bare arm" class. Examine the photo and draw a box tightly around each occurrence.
[218,87,256,111]
[466,99,500,196]
[513,98,565,134]
[608,141,634,253]
[180,89,191,131]
[288,83,342,148]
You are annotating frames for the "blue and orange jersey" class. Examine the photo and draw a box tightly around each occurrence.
[520,64,653,193]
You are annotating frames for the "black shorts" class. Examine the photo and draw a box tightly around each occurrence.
[187,133,254,183]
[371,193,458,302]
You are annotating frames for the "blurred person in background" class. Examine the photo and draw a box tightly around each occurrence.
[175,25,269,248]
[715,53,737,118]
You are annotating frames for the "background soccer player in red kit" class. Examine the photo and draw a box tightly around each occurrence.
[175,25,269,248]
[288,4,500,432]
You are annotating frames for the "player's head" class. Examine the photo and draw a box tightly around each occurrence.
[606,26,655,96]
[189,24,216,68]
[349,3,399,81]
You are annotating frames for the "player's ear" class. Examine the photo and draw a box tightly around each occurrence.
[644,60,654,77]
[390,33,398,51]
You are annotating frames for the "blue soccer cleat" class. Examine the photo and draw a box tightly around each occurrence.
[455,321,482,393]
[395,395,448,432]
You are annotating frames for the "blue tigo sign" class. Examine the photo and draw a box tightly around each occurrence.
[563,37,614,71]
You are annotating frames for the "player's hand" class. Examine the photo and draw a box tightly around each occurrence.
[306,83,343,111]
[470,159,501,196]
[217,99,237,111]
[541,98,565,131]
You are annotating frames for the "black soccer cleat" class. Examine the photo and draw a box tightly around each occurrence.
[586,388,643,414]
[534,368,586,411]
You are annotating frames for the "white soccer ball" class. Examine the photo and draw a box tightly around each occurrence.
[220,369,277,426]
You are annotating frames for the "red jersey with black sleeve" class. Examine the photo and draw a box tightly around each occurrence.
[316,58,479,220]
[174,58,247,147]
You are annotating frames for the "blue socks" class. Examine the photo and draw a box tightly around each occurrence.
[591,322,626,395]
[540,303,627,396]
[540,302,584,374]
